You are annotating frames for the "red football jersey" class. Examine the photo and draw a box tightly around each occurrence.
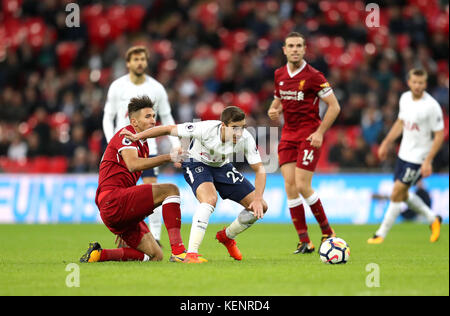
[274,62,333,142]
[95,125,149,203]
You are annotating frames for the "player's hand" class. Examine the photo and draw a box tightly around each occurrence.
[173,162,182,168]
[307,131,323,148]
[119,128,139,142]
[377,142,389,161]
[170,147,188,163]
[249,198,265,219]
[268,106,282,122]
[421,159,433,178]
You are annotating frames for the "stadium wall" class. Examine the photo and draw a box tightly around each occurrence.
[0,174,448,224]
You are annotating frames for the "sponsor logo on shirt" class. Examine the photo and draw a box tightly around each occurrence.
[280,89,304,101]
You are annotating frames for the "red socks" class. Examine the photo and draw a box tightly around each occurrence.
[99,248,146,262]
[305,192,333,236]
[289,193,333,243]
[288,197,310,243]
[162,196,186,255]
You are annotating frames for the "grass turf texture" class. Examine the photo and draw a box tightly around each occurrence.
[0,223,448,296]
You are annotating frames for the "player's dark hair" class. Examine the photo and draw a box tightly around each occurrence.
[128,96,154,117]
[407,68,428,80]
[125,45,149,62]
[221,106,245,125]
[284,32,306,46]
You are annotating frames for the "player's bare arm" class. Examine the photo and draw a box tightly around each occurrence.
[421,129,445,178]
[307,92,340,148]
[268,98,283,122]
[120,125,178,142]
[248,162,267,219]
[120,148,172,173]
[378,119,404,161]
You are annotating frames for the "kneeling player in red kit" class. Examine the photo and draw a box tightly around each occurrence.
[80,96,190,263]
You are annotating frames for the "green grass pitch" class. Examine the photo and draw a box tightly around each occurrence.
[0,223,448,296]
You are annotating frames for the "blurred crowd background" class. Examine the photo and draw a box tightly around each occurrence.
[0,0,448,174]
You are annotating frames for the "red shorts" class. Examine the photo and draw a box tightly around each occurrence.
[97,184,154,249]
[278,140,322,171]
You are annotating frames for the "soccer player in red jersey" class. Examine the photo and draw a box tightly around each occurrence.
[80,96,190,263]
[268,32,341,254]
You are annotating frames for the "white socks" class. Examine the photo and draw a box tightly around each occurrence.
[187,203,214,253]
[406,192,436,224]
[376,201,402,238]
[148,205,162,241]
[226,210,258,239]
[376,192,436,238]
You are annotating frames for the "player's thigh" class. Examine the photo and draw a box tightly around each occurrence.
[142,176,157,184]
[152,183,180,207]
[295,167,315,198]
[239,190,268,213]
[390,180,410,202]
[195,182,218,206]
[136,231,163,261]
[280,162,298,199]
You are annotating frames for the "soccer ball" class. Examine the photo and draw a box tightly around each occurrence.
[319,237,350,264]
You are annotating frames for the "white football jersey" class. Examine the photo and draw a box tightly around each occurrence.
[176,120,262,167]
[102,74,179,154]
[397,91,444,164]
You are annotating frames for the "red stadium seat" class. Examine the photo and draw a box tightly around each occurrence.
[56,42,79,71]
[214,48,232,81]
[125,5,146,32]
[2,0,22,18]
[81,4,104,25]
[30,156,50,173]
[25,17,47,50]
[106,5,128,35]
[49,156,68,173]
[233,91,257,115]
[195,2,219,27]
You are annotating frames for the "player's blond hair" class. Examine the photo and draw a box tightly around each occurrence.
[125,45,149,62]
[407,68,428,80]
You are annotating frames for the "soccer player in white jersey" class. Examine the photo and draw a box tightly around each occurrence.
[121,106,268,263]
[102,46,180,247]
[368,69,445,244]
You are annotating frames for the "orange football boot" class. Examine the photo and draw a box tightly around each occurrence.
[216,228,243,261]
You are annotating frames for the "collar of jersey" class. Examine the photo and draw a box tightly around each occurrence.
[286,60,307,78]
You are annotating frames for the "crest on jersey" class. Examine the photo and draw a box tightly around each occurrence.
[298,80,305,90]
[122,137,132,146]
[195,166,204,173]
[185,124,195,132]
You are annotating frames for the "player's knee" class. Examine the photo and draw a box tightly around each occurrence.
[151,247,164,261]
[390,187,407,202]
[164,183,180,198]
[200,195,218,207]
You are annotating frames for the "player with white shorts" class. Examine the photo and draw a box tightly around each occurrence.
[368,69,445,244]
[103,46,180,247]
[120,106,268,263]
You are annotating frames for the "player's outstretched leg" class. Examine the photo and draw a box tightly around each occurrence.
[406,191,442,242]
[79,241,152,262]
[216,192,268,260]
